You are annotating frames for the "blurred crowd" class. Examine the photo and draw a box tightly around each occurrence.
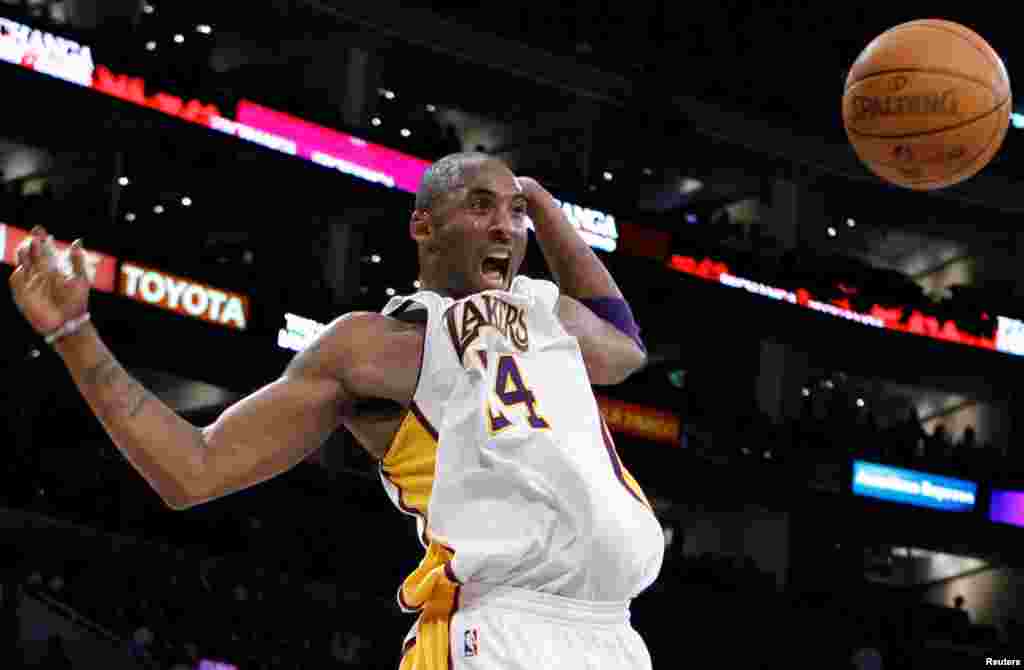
[642,536,1014,670]
[2,521,1015,670]
[2,532,405,670]
[680,370,1008,487]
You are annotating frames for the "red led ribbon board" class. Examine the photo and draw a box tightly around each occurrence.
[665,254,1022,355]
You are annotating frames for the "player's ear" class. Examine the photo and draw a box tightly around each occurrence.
[410,209,432,242]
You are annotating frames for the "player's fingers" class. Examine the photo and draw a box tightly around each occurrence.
[8,265,26,290]
[16,237,34,270]
[69,239,88,279]
[28,233,46,267]
[24,271,48,293]
[39,234,57,263]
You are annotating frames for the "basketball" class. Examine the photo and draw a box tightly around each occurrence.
[842,19,1011,190]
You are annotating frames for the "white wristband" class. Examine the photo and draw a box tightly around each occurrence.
[44,312,91,345]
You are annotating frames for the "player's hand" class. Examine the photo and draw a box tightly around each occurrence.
[8,226,91,338]
[514,176,545,199]
[514,176,554,221]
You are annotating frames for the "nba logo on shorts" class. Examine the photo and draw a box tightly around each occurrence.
[463,628,479,657]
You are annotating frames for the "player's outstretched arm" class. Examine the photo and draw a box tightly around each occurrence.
[186,312,419,508]
[53,311,417,510]
[10,226,418,510]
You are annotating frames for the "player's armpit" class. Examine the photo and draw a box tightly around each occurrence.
[183,312,421,509]
[556,295,647,386]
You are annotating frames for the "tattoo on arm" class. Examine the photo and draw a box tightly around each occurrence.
[126,388,150,418]
[83,357,119,387]
[82,356,152,419]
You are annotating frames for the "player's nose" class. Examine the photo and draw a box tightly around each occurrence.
[488,210,515,240]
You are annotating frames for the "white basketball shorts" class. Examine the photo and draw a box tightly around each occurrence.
[448,583,653,670]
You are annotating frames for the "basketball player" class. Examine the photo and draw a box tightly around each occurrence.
[9,152,664,669]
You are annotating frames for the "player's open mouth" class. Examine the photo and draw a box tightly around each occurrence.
[481,252,511,283]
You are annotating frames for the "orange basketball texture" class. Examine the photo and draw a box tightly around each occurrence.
[843,19,1011,190]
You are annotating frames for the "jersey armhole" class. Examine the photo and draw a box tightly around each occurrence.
[379,297,432,462]
[386,298,431,397]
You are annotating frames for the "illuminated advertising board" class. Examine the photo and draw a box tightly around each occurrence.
[0,16,94,87]
[595,395,680,445]
[852,460,977,512]
[198,661,238,670]
[0,224,117,293]
[119,262,250,330]
[278,312,327,351]
[525,199,618,252]
[92,64,222,125]
[988,488,1024,528]
[234,99,428,192]
[0,14,618,253]
[667,253,1024,357]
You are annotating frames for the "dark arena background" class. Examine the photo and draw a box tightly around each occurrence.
[3,1,1024,668]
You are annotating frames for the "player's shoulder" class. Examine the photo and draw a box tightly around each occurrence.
[326,311,424,342]
[286,310,423,404]
[287,312,421,374]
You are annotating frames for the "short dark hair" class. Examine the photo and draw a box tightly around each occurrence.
[414,151,496,211]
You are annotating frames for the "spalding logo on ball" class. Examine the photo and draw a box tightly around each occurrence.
[843,19,1011,191]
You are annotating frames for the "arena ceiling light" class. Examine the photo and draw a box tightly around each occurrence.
[679,178,702,195]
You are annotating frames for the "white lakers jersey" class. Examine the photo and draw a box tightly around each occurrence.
[379,275,664,604]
